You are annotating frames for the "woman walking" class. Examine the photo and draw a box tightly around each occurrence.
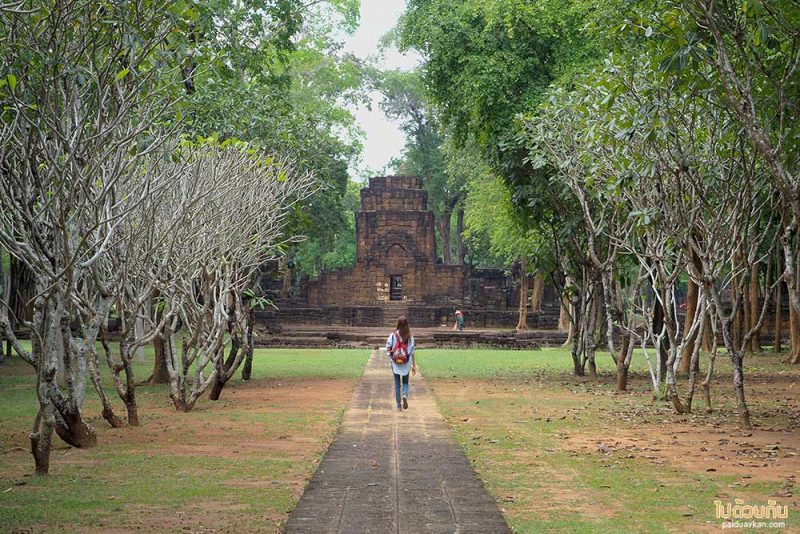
[386,316,417,411]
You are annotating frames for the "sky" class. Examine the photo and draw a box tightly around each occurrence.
[340,0,422,180]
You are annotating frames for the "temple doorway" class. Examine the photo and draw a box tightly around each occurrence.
[390,276,403,301]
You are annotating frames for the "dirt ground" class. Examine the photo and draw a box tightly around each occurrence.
[430,369,799,531]
[437,375,799,480]
[1,377,357,533]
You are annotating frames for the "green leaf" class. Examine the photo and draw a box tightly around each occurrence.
[115,68,130,81]
[6,74,17,92]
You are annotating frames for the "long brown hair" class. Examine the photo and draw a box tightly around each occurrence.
[396,316,411,342]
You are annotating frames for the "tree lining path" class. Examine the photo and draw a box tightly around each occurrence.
[285,349,510,533]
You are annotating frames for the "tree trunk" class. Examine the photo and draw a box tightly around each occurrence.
[731,353,752,430]
[791,307,800,364]
[88,353,124,428]
[559,295,571,332]
[680,279,699,373]
[55,313,98,448]
[711,281,753,430]
[209,374,226,401]
[701,314,714,352]
[5,256,33,362]
[586,294,598,379]
[653,292,669,382]
[571,337,582,375]
[587,358,597,379]
[210,338,240,401]
[616,335,630,391]
[281,254,293,298]
[750,263,761,353]
[516,258,528,331]
[792,345,800,364]
[531,274,544,313]
[569,293,583,375]
[242,309,254,380]
[30,410,54,476]
[683,309,707,412]
[241,346,254,380]
[732,265,746,351]
[53,405,97,448]
[455,207,466,266]
[774,250,783,353]
[149,334,170,384]
[122,357,139,426]
[791,293,799,362]
[791,245,800,363]
[437,210,452,264]
[702,351,716,413]
[742,267,753,352]
[666,332,689,414]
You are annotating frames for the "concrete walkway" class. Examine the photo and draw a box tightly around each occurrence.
[285,350,510,534]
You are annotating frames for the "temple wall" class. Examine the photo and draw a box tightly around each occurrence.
[274,174,558,328]
[309,175,469,307]
[256,306,557,329]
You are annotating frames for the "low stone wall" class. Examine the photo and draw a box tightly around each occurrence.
[256,305,560,330]
[256,306,387,330]
[253,329,559,349]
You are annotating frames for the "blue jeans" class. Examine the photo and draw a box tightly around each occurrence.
[393,373,409,407]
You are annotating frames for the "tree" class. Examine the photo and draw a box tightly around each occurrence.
[0,0,184,473]
[152,0,364,354]
[528,79,644,390]
[399,0,629,208]
[463,173,542,331]
[525,49,778,426]
[400,0,642,358]
[154,144,316,411]
[376,69,466,264]
[658,0,800,362]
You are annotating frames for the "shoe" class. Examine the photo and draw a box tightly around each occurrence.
[397,406,403,412]
[402,395,408,410]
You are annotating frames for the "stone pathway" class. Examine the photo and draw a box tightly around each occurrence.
[285,350,510,534]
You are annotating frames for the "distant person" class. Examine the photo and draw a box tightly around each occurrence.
[454,310,465,332]
[386,316,417,411]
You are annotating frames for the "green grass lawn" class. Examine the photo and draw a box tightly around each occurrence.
[420,346,798,378]
[0,347,370,532]
[0,346,370,423]
[1,344,796,533]
[420,348,799,533]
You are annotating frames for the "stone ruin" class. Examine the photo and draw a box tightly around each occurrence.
[258,175,560,329]
[308,176,465,306]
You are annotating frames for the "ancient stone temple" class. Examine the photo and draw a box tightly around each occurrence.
[306,176,467,306]
[257,175,561,330]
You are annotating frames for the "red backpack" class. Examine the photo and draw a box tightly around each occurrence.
[391,331,410,364]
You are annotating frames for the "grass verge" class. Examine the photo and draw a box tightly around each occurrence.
[0,348,369,532]
[421,348,799,533]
